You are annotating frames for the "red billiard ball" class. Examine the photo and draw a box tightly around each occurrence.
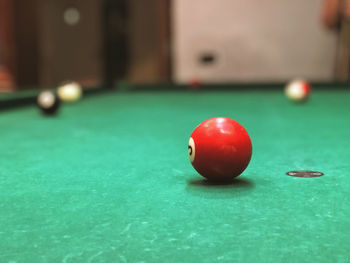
[189,79,202,91]
[188,117,252,181]
[285,79,311,102]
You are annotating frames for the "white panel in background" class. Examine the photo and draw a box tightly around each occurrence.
[172,0,337,83]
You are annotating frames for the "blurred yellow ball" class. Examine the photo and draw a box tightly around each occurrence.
[57,82,83,102]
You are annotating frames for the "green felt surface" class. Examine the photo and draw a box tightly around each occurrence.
[1,89,350,262]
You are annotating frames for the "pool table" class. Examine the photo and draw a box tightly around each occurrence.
[1,85,350,262]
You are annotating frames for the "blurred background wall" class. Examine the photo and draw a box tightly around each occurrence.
[127,0,170,83]
[0,0,343,91]
[173,0,337,83]
[39,0,104,87]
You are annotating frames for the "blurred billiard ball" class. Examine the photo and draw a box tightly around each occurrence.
[37,91,60,115]
[285,79,311,102]
[57,81,82,102]
[189,79,202,91]
[188,117,252,181]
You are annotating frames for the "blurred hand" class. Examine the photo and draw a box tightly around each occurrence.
[322,0,350,29]
[322,0,340,29]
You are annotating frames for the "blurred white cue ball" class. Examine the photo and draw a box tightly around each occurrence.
[285,79,311,102]
[57,82,83,102]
